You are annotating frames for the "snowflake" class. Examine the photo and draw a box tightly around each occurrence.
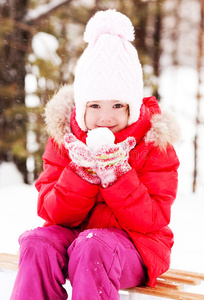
[86,232,93,238]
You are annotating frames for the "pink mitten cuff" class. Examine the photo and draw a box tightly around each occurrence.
[93,137,136,188]
[64,133,100,184]
[69,162,101,185]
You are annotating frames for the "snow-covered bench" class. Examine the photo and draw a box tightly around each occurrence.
[1,253,203,300]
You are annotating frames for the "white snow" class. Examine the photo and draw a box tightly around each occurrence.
[25,74,38,94]
[86,232,93,238]
[0,168,203,299]
[0,66,204,299]
[24,0,70,23]
[0,162,24,187]
[86,127,115,151]
[25,94,41,108]
[32,32,61,66]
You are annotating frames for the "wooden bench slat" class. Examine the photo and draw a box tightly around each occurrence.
[1,253,204,299]
[0,261,18,271]
[159,273,201,286]
[156,278,184,290]
[166,269,204,281]
[124,286,204,300]
[0,253,19,271]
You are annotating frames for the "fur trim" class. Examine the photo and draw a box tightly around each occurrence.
[145,111,180,150]
[44,85,179,150]
[45,84,74,146]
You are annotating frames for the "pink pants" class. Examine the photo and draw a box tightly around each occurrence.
[11,226,147,300]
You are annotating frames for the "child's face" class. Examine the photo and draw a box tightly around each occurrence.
[85,100,129,133]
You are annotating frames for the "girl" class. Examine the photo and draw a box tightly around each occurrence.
[11,9,179,300]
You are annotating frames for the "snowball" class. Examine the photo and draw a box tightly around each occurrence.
[86,128,115,151]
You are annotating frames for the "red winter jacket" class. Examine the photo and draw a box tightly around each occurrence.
[35,86,179,287]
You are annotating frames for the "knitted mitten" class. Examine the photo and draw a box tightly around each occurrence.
[93,137,136,188]
[64,133,100,184]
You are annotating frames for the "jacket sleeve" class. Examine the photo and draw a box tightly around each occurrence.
[100,144,179,233]
[35,137,99,227]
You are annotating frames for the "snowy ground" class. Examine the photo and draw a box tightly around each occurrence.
[0,162,204,299]
[0,66,204,299]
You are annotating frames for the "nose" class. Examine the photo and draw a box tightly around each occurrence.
[99,109,113,124]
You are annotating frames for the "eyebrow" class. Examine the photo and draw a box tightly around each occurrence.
[86,101,99,105]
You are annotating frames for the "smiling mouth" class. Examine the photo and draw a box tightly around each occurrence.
[97,126,116,130]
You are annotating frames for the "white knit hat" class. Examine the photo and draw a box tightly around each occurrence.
[74,9,143,131]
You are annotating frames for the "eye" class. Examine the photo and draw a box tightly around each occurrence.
[89,104,100,108]
[113,103,124,108]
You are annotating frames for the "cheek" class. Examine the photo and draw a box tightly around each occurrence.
[84,111,89,128]
[121,110,129,125]
[84,112,90,126]
[84,111,95,129]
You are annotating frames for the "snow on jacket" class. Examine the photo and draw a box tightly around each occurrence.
[35,85,180,287]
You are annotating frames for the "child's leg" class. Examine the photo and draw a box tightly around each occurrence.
[10,225,80,300]
[68,228,147,300]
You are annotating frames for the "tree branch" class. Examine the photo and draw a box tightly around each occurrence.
[23,0,72,24]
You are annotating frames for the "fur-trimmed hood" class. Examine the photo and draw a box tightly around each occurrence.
[45,84,179,149]
[45,85,74,145]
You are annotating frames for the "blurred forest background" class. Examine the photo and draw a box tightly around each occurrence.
[0,0,203,191]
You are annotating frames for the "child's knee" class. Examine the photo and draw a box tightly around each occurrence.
[18,227,69,275]
[69,229,116,256]
[19,227,56,251]
[18,227,57,262]
[19,225,77,254]
[68,229,121,272]
[68,229,124,291]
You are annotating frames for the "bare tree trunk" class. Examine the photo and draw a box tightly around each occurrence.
[152,0,163,100]
[0,0,30,182]
[132,0,148,57]
[0,0,72,183]
[171,0,182,66]
[193,0,204,192]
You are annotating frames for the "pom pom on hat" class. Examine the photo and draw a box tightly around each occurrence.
[74,9,143,132]
[84,9,135,43]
